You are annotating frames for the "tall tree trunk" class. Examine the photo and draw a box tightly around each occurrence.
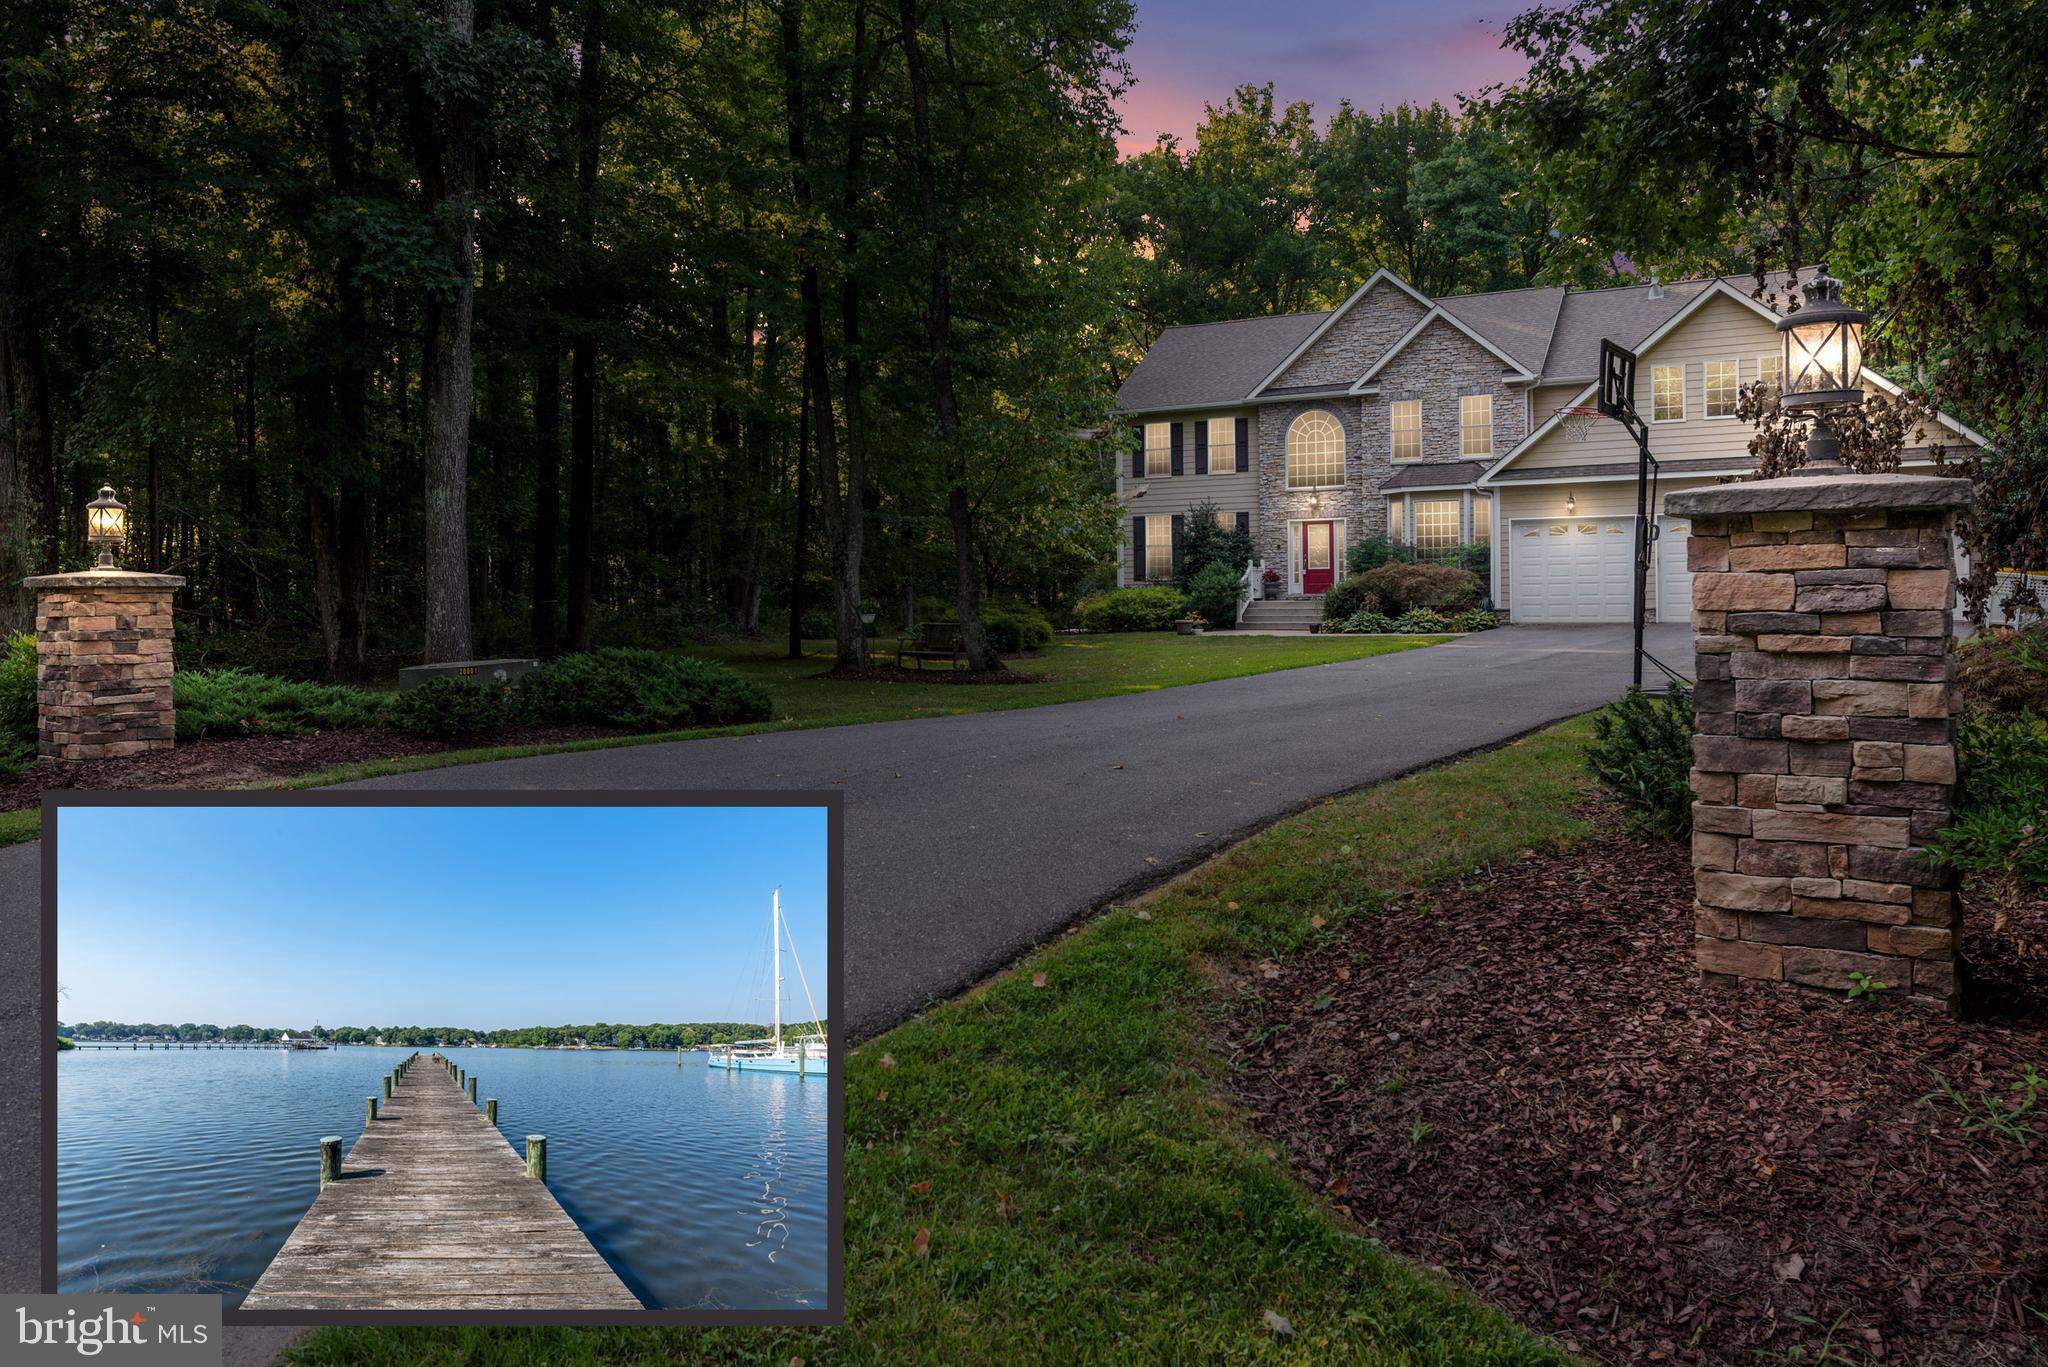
[145,237,162,571]
[898,0,997,670]
[414,0,479,663]
[564,0,605,654]
[0,322,27,630]
[787,374,810,659]
[828,1,872,669]
[531,333,561,655]
[236,347,262,624]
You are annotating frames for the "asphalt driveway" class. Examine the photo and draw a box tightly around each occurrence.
[0,622,1688,1323]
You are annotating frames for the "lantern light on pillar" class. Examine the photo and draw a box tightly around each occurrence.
[1775,264,1868,473]
[85,485,127,570]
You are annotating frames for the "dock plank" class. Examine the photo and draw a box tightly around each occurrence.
[244,1055,640,1310]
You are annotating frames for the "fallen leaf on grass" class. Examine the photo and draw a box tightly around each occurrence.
[995,1191,1012,1218]
[1226,900,1240,910]
[912,1228,930,1258]
[1135,909,1151,921]
[878,1055,896,1070]
[876,1089,889,1102]
[1031,972,1048,989]
[909,1180,933,1196]
[1263,1310,1295,1337]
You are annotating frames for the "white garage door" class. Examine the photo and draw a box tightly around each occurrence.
[1509,516,1638,623]
[1656,516,1693,622]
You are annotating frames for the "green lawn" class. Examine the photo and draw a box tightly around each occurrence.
[289,713,1597,1367]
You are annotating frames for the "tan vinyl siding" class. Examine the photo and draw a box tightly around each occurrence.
[1118,409,1259,585]
[1531,383,1592,428]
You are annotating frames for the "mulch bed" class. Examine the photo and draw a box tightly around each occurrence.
[0,723,619,811]
[1229,827,2048,1365]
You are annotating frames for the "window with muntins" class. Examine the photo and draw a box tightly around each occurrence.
[1143,515,1172,581]
[1390,399,1421,462]
[1704,359,1739,418]
[1652,364,1685,422]
[1208,418,1235,472]
[1143,423,1172,476]
[1757,353,1782,397]
[1414,500,1461,557]
[1471,494,1492,543]
[1286,410,1345,489]
[1458,395,1493,457]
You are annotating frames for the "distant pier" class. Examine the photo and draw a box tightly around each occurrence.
[244,1052,638,1310]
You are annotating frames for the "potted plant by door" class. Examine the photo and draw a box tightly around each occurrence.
[1261,567,1282,599]
[1176,613,1205,636]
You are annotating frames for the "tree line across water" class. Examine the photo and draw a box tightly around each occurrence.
[58,1020,823,1048]
[3,0,2042,679]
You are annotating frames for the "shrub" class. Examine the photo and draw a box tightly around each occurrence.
[1347,536,1416,574]
[517,649,772,731]
[0,632,35,745]
[1445,608,1499,633]
[385,676,513,738]
[1179,500,1255,584]
[798,607,835,640]
[1930,711,2048,910]
[1351,562,1484,616]
[1074,586,1188,632]
[173,667,389,741]
[981,606,1054,653]
[1392,608,1451,633]
[1956,626,2048,717]
[1332,609,1397,634]
[1587,683,1697,838]
[1184,562,1244,626]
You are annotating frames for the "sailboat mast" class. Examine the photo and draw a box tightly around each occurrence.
[772,888,782,1048]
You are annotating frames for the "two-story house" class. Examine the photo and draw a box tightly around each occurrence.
[1114,269,1987,622]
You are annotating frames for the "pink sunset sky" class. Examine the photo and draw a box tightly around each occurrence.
[1114,0,1535,157]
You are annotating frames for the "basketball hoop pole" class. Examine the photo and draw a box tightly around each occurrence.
[1594,337,1688,694]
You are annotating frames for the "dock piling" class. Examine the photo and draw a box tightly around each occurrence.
[319,1136,342,1186]
[383,1075,393,1100]
[468,1077,477,1104]
[526,1135,547,1182]
[365,1097,377,1126]
[485,1098,497,1125]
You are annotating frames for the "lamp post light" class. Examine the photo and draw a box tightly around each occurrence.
[84,485,127,570]
[1775,264,1868,474]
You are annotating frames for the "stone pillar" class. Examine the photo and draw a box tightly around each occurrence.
[23,570,184,762]
[1664,474,1971,1012]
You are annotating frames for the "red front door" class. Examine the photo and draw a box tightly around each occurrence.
[1301,521,1336,594]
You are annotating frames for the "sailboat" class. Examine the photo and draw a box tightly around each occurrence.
[710,889,829,1076]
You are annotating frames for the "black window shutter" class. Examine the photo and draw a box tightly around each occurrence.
[1194,422,1209,474]
[1170,514,1185,578]
[1235,511,1250,537]
[1170,423,1184,475]
[1131,440,1144,479]
[1131,517,1147,581]
[1235,418,1249,471]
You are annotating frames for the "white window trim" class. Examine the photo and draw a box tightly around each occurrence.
[1702,357,1740,420]
[1389,399,1422,463]
[1286,517,1347,592]
[1457,394,1494,459]
[1651,363,1687,423]
[1207,417,1238,474]
[1284,410,1347,491]
[1143,422,1172,477]
[1756,352,1783,398]
[1411,497,1464,558]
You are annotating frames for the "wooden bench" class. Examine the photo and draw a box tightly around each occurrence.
[897,621,968,670]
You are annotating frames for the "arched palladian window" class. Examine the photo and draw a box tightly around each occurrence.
[1285,410,1345,489]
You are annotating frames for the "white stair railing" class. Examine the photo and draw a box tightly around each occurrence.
[1235,559,1262,626]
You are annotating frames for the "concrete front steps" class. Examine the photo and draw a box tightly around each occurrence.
[1235,598,1325,633]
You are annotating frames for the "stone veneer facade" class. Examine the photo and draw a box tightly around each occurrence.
[26,570,183,761]
[1665,474,1971,1011]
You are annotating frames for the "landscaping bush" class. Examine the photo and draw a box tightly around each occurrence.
[172,667,389,740]
[1183,561,1244,627]
[1073,586,1188,632]
[1955,626,2048,717]
[1392,608,1451,633]
[516,648,772,731]
[1331,609,1397,634]
[981,605,1054,653]
[1353,561,1484,615]
[1179,500,1255,584]
[1587,683,1697,838]
[385,676,512,738]
[1930,711,2048,910]
[798,607,835,640]
[1347,535,1416,574]
[1445,608,1499,633]
[0,631,34,744]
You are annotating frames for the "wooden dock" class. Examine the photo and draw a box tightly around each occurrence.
[244,1053,640,1310]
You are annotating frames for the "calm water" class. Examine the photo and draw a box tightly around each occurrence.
[58,1045,830,1310]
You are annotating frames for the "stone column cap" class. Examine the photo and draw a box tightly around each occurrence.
[1665,472,1972,518]
[24,569,186,589]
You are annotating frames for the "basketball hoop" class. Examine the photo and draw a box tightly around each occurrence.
[1555,404,1602,443]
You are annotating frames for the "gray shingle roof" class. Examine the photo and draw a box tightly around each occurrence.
[1115,311,1328,413]
[1115,269,1825,415]
[1380,460,1492,491]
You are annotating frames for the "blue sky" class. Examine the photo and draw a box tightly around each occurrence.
[1118,0,1531,155]
[56,804,831,1030]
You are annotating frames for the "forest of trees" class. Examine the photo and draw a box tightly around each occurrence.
[5,0,2042,675]
[57,1018,815,1047]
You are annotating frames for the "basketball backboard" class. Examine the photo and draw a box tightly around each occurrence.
[1597,338,1637,418]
